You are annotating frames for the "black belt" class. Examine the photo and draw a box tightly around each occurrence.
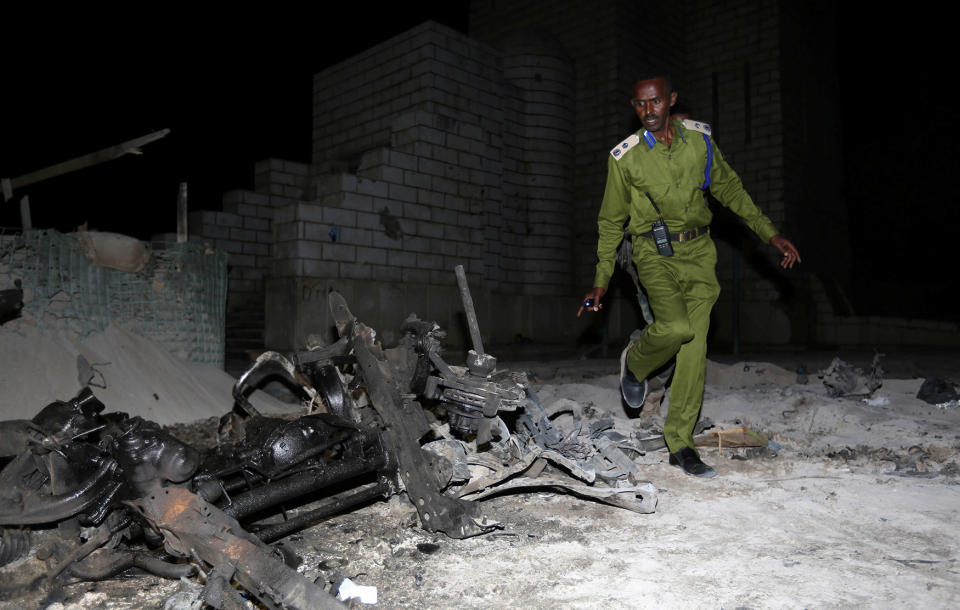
[637,225,709,243]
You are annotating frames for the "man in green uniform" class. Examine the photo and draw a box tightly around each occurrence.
[577,74,801,478]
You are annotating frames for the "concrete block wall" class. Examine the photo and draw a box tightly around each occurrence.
[259,21,592,353]
[470,0,621,295]
[308,21,577,298]
[270,148,486,286]
[499,31,576,296]
[308,22,506,291]
[189,187,275,312]
[312,22,503,175]
[255,159,311,201]
[808,275,960,348]
[680,0,798,345]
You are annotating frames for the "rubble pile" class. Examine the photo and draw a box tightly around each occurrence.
[0,273,661,608]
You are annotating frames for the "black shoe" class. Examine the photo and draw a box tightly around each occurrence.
[620,345,649,408]
[668,447,717,478]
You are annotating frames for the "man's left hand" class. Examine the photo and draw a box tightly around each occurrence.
[770,235,801,269]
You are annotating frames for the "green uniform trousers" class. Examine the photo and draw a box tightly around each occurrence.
[626,233,720,454]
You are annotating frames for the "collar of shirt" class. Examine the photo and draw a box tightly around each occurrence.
[641,120,688,149]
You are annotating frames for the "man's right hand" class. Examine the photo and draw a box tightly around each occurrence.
[577,287,607,318]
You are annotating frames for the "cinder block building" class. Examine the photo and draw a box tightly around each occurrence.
[189,1,958,367]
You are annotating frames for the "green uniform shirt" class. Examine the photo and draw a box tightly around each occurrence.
[593,120,779,289]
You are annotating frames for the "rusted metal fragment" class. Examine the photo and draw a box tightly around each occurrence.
[462,476,658,514]
[131,487,341,610]
[0,454,121,525]
[0,528,32,567]
[233,351,321,417]
[329,291,493,539]
[456,447,542,498]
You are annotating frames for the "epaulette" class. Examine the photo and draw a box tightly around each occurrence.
[681,118,712,136]
[610,134,640,160]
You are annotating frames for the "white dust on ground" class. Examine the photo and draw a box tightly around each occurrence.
[284,361,959,609]
[0,323,292,425]
[3,357,959,609]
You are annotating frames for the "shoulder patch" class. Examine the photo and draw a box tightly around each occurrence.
[610,134,640,160]
[681,118,712,135]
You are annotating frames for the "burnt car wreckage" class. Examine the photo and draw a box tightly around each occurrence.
[0,267,657,608]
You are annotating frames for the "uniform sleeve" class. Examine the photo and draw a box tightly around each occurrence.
[592,156,630,289]
[708,141,779,243]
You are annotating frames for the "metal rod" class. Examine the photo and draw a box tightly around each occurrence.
[5,129,171,195]
[454,264,484,355]
[19,195,31,230]
[176,182,188,243]
[252,480,391,542]
[220,432,388,519]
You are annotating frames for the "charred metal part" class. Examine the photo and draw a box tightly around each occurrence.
[397,301,525,440]
[329,290,492,539]
[112,417,200,497]
[233,351,321,416]
[454,264,496,376]
[131,487,342,610]
[0,380,392,602]
[0,452,122,525]
[194,411,391,514]
[212,415,362,478]
[294,334,351,367]
[308,365,354,420]
[0,528,31,566]
[423,366,526,440]
[820,354,884,397]
[31,387,105,447]
[218,427,390,521]
[46,512,132,581]
[67,547,196,581]
[201,562,248,610]
[463,475,658,513]
[515,393,564,448]
[414,325,526,440]
[0,420,41,457]
[453,264,485,355]
[0,266,667,604]
[250,478,393,543]
[0,281,23,323]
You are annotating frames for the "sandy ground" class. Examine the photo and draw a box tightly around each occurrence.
[2,355,959,609]
[0,323,291,424]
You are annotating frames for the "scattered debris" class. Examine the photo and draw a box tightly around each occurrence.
[162,577,205,610]
[337,577,378,604]
[0,267,659,606]
[705,360,803,388]
[823,444,960,479]
[76,231,151,273]
[694,426,770,455]
[916,377,959,408]
[0,528,32,567]
[0,279,23,323]
[819,354,884,397]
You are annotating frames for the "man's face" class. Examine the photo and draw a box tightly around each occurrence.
[631,78,677,134]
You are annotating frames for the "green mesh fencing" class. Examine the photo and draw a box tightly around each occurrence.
[0,228,228,367]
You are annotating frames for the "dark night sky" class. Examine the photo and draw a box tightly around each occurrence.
[835,9,954,319]
[1,7,952,319]
[0,8,469,236]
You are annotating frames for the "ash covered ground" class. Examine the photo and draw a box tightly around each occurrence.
[2,352,959,609]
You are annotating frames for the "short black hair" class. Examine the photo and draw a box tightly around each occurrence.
[634,72,673,94]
